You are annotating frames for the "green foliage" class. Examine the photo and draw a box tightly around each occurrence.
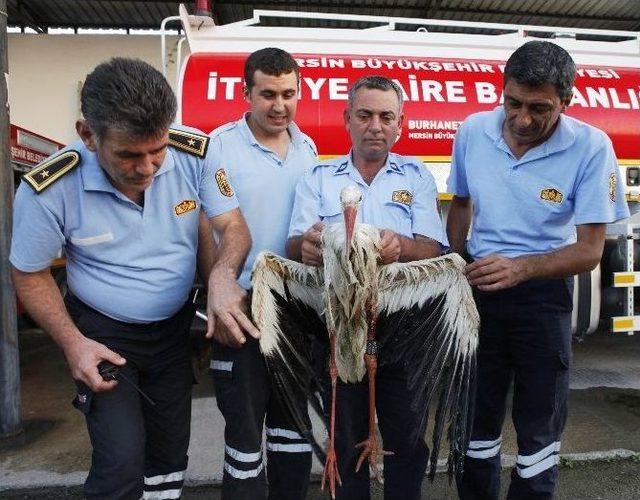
[559,456,575,469]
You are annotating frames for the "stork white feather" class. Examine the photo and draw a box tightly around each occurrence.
[322,222,380,382]
[252,252,323,357]
[377,253,479,358]
[250,185,480,489]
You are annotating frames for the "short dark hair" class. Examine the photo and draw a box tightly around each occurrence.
[348,75,404,110]
[504,41,576,101]
[244,48,299,90]
[80,57,177,141]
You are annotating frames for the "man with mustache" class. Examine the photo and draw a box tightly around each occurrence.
[447,41,629,499]
[287,75,447,500]
[10,58,253,499]
[201,48,318,500]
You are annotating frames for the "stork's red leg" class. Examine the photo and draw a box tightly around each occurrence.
[321,328,342,498]
[354,299,393,483]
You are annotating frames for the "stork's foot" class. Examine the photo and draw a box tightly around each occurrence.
[321,445,342,499]
[354,435,394,484]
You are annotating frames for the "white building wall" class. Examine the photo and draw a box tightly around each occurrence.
[8,34,183,144]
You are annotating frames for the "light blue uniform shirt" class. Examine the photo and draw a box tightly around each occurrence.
[211,114,317,289]
[289,152,448,246]
[10,126,239,323]
[447,107,629,259]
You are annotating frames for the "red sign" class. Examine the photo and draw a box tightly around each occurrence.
[181,53,640,160]
[10,124,64,169]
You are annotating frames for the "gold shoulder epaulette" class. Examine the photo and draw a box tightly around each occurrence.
[168,128,209,158]
[23,150,81,194]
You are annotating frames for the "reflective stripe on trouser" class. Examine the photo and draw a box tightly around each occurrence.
[66,294,194,500]
[142,469,186,499]
[457,278,573,500]
[516,441,561,479]
[211,337,312,500]
[466,436,502,459]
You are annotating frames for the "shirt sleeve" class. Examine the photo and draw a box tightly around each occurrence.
[447,121,470,197]
[9,183,66,272]
[574,134,630,225]
[199,135,240,218]
[288,169,322,237]
[411,171,449,248]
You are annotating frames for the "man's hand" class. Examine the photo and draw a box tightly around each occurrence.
[465,254,528,291]
[378,229,402,264]
[63,336,126,392]
[301,222,325,267]
[207,269,260,347]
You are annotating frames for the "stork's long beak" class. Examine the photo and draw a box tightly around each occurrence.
[343,204,357,258]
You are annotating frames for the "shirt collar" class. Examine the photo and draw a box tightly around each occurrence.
[238,112,305,148]
[385,153,404,174]
[79,142,114,193]
[485,106,577,160]
[333,151,403,176]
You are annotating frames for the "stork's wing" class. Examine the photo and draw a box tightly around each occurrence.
[251,251,327,461]
[375,253,479,480]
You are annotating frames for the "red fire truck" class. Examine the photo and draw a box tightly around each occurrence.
[163,4,640,337]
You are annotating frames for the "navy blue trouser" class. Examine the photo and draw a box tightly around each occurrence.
[322,360,430,500]
[210,337,312,500]
[457,278,573,500]
[66,293,195,500]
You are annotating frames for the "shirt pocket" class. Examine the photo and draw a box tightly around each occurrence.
[383,200,413,235]
[69,232,114,247]
[318,199,344,227]
[67,230,118,262]
[531,184,573,224]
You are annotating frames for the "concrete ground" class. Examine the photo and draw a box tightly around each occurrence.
[1,327,640,498]
[3,459,640,499]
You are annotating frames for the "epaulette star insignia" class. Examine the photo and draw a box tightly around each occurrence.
[168,128,209,158]
[23,150,81,194]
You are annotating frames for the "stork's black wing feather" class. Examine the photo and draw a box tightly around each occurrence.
[266,287,328,461]
[375,255,479,481]
[251,252,328,463]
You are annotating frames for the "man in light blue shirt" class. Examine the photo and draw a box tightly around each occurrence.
[10,58,254,500]
[287,76,446,500]
[201,48,318,500]
[447,41,629,500]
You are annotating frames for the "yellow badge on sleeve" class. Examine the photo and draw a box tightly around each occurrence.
[215,168,234,197]
[174,199,197,216]
[609,172,616,202]
[540,188,564,204]
[392,190,413,206]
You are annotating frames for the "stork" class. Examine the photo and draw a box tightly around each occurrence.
[251,185,479,498]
